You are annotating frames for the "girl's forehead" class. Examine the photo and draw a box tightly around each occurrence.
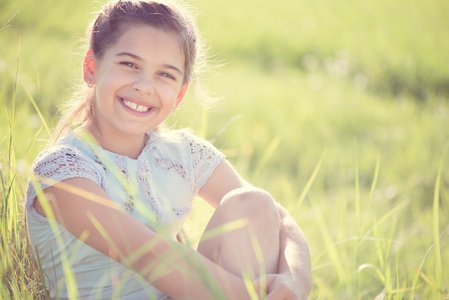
[111,25,184,60]
[119,24,181,47]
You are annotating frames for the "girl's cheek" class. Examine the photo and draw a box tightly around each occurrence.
[162,85,179,98]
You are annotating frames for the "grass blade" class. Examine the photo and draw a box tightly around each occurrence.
[354,143,361,235]
[34,246,48,297]
[432,145,447,295]
[409,225,449,300]
[24,88,51,136]
[293,149,326,216]
[253,136,281,177]
[369,155,380,202]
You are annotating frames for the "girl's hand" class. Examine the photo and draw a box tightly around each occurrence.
[255,274,305,300]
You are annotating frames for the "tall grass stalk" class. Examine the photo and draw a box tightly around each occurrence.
[24,88,50,135]
[310,199,345,282]
[293,149,326,216]
[354,143,361,237]
[409,146,448,299]
[368,155,380,203]
[253,136,281,178]
[432,146,446,296]
[409,225,449,300]
[1,38,20,299]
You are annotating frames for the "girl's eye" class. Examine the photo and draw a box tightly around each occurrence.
[121,62,137,69]
[160,72,176,80]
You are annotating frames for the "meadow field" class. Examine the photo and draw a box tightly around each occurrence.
[1,0,449,299]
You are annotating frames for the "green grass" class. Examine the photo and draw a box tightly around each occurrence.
[1,0,449,298]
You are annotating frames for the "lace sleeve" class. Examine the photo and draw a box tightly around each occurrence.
[185,133,225,195]
[25,146,102,220]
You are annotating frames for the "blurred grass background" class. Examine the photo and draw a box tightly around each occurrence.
[1,0,448,298]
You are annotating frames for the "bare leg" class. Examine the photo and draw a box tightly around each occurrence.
[197,187,280,279]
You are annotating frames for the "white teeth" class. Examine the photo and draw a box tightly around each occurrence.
[123,99,150,112]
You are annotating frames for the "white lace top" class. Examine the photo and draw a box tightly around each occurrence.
[25,129,224,299]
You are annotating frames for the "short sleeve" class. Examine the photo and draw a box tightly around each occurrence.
[25,146,102,223]
[184,133,225,195]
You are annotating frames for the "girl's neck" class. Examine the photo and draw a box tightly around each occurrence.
[79,121,148,160]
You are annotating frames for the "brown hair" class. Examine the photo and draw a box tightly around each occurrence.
[50,0,203,144]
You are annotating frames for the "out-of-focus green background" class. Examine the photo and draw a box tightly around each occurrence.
[1,0,448,298]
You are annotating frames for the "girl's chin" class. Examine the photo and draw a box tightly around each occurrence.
[114,122,161,136]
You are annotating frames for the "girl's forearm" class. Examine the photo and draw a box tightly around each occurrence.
[276,203,312,298]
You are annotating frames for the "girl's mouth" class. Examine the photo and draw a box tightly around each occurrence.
[121,98,152,112]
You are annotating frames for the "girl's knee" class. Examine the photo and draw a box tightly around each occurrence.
[198,187,281,275]
[216,188,281,275]
[220,187,279,225]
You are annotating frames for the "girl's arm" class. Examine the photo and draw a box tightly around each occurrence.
[35,177,251,299]
[199,159,312,298]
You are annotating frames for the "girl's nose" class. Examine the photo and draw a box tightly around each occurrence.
[132,74,155,95]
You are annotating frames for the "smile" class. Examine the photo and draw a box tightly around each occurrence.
[121,98,152,112]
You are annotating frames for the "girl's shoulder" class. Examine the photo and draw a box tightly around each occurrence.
[30,130,102,180]
[146,129,225,194]
[26,131,105,221]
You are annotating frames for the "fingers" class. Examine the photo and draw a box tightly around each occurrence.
[253,276,272,299]
[255,275,298,300]
[266,283,293,300]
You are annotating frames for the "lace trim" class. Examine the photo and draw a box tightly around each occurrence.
[137,159,162,222]
[139,149,191,222]
[111,154,136,213]
[148,132,224,194]
[149,145,193,189]
[25,147,102,224]
[187,135,225,194]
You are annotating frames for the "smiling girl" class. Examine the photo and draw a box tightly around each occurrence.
[26,1,311,299]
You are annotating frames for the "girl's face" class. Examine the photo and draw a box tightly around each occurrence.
[85,24,188,139]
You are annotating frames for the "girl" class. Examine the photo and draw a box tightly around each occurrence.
[26,0,311,299]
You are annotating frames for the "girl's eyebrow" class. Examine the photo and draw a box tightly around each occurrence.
[116,51,143,61]
[116,52,183,75]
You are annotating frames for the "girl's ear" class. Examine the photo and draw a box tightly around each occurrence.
[174,82,190,109]
[83,49,96,85]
